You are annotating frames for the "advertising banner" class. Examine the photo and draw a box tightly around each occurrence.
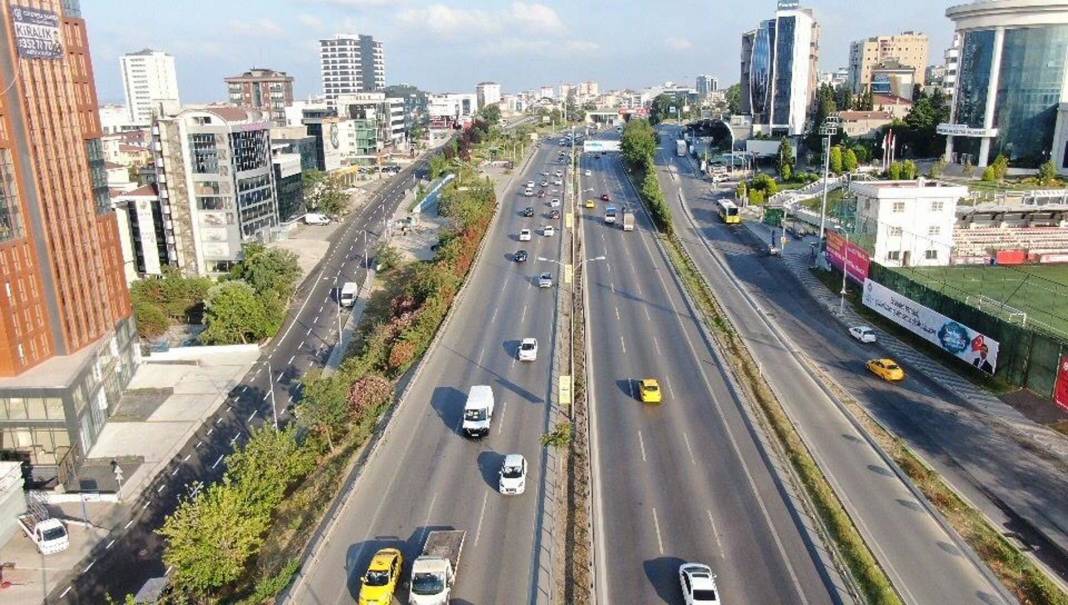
[11,6,61,60]
[826,231,871,284]
[862,279,1000,374]
[1055,355,1068,412]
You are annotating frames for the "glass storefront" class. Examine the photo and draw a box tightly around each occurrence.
[991,25,1068,167]
[953,29,995,129]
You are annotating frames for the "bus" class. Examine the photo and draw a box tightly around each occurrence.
[717,200,741,224]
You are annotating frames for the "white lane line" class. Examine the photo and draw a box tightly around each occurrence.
[247,409,258,423]
[707,510,724,555]
[211,455,225,469]
[288,355,295,365]
[306,327,313,336]
[682,432,697,466]
[156,484,165,493]
[490,305,500,324]
[651,507,665,555]
[124,520,135,530]
[474,491,490,546]
[643,306,652,322]
[609,280,615,293]
[60,587,72,599]
[637,430,647,462]
[314,314,320,322]
[195,440,203,448]
[300,339,306,349]
[498,400,508,434]
[653,337,663,356]
[207,428,214,437]
[105,539,116,550]
[182,454,191,463]
[277,371,285,384]
[230,433,241,445]
[318,304,324,313]
[614,306,621,321]
[619,335,626,354]
[479,345,486,364]
[83,560,96,573]
[521,304,528,324]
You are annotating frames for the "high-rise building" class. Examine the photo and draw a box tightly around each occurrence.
[475,82,502,109]
[0,0,138,477]
[225,68,295,127]
[739,1,821,136]
[848,32,929,94]
[696,75,719,98]
[320,34,385,104]
[941,0,1068,174]
[120,48,180,126]
[942,32,962,100]
[577,81,600,99]
[152,107,279,275]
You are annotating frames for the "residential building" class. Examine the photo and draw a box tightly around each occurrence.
[943,32,962,99]
[819,67,849,88]
[872,93,913,119]
[870,59,917,99]
[559,83,574,101]
[225,68,295,127]
[320,34,385,104]
[577,80,600,99]
[836,110,895,139]
[538,86,555,99]
[428,93,477,129]
[101,133,151,170]
[152,107,279,275]
[475,82,502,109]
[337,92,408,158]
[852,180,967,268]
[112,184,166,281]
[739,1,821,135]
[0,0,139,479]
[847,31,929,94]
[99,104,132,134]
[696,75,719,98]
[120,48,180,126]
[941,0,1068,173]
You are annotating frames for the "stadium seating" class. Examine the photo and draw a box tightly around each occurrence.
[954,226,1068,259]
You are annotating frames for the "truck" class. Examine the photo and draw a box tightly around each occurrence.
[676,139,688,157]
[409,530,466,605]
[621,207,635,232]
[461,385,494,438]
[18,514,69,555]
[339,282,359,308]
[604,206,618,225]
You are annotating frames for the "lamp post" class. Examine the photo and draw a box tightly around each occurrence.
[839,230,850,316]
[816,116,840,256]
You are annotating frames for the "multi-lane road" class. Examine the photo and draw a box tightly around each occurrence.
[289,141,565,603]
[51,155,432,603]
[578,133,844,604]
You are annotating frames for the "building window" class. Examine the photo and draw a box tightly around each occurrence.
[928,226,941,237]
[954,29,996,129]
[889,226,903,236]
[925,249,938,260]
[0,150,24,242]
[892,201,905,213]
[887,250,901,261]
[931,201,944,212]
[189,133,220,173]
[86,140,111,214]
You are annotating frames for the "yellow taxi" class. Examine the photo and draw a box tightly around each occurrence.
[358,548,403,605]
[585,199,597,208]
[639,379,663,404]
[866,358,905,382]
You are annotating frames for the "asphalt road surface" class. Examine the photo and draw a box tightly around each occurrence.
[656,125,1013,604]
[50,155,433,604]
[579,133,842,605]
[287,141,565,604]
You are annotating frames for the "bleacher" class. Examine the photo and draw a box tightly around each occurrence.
[953,226,1068,262]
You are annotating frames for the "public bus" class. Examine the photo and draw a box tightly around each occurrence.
[718,199,741,224]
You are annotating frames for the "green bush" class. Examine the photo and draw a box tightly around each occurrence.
[133,300,169,339]
[981,166,997,182]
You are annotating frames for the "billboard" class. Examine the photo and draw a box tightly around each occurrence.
[11,5,61,60]
[826,231,871,284]
[862,279,1000,374]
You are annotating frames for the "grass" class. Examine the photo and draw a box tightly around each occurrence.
[799,188,847,214]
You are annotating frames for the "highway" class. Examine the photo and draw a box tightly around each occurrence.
[655,125,1014,604]
[579,132,843,604]
[287,141,565,604]
[51,154,433,603]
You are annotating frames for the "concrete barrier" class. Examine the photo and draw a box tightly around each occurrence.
[145,344,260,362]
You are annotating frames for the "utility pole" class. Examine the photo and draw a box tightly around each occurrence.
[816,117,840,259]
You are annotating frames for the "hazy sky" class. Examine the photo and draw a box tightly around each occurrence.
[82,0,962,104]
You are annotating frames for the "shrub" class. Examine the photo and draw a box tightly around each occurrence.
[348,374,393,416]
[133,300,169,339]
[981,166,997,182]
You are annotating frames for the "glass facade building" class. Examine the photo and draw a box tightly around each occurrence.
[739,5,819,136]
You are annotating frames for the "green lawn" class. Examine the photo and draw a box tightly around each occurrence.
[799,188,847,214]
[898,264,1068,339]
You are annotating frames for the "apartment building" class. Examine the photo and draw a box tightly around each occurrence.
[320,34,385,104]
[225,68,295,127]
[848,31,929,94]
[120,48,180,126]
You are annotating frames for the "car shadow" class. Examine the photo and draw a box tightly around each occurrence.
[430,386,466,435]
[643,556,686,603]
[344,535,406,600]
[477,450,505,490]
[501,340,520,360]
[616,378,635,400]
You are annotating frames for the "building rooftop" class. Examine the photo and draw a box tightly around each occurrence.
[837,111,893,120]
[0,335,101,390]
[117,184,159,198]
[873,93,913,106]
[225,68,293,81]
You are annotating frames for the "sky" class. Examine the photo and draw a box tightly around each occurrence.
[82,0,962,105]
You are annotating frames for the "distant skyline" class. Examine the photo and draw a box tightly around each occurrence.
[83,0,961,105]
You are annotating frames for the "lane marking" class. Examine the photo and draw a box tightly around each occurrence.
[277,371,284,384]
[651,507,665,555]
[288,355,295,365]
[105,539,116,550]
[683,432,697,466]
[300,339,306,349]
[521,304,528,324]
[619,335,626,354]
[643,306,652,322]
[474,491,490,546]
[707,509,724,555]
[156,484,164,493]
[171,467,180,477]
[637,430,647,462]
[182,454,191,463]
[212,455,224,469]
[195,440,202,448]
[653,337,663,356]
[60,587,72,599]
[614,306,620,321]
[124,520,135,530]
[247,410,258,423]
[83,560,96,573]
[498,400,508,435]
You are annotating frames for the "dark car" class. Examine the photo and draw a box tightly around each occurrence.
[549,209,561,219]
[521,206,534,217]
[538,190,547,198]
[514,250,529,263]
[601,193,611,201]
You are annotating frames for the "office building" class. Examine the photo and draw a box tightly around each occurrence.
[428,93,477,129]
[320,34,385,104]
[152,107,279,275]
[739,1,821,136]
[0,0,139,479]
[120,48,180,126]
[99,104,132,135]
[696,75,719,98]
[852,180,967,268]
[225,68,295,127]
[847,32,929,94]
[337,92,408,158]
[476,82,502,109]
[940,0,1068,173]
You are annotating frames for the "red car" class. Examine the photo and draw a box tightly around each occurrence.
[601,193,611,202]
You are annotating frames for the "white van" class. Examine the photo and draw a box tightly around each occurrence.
[339,282,358,307]
[462,385,494,438]
[304,212,331,225]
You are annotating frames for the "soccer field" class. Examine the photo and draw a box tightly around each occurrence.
[899,264,1068,339]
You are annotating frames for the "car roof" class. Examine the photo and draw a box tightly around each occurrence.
[503,453,525,466]
[522,337,537,345]
[641,379,659,387]
[682,563,716,587]
[541,272,551,277]
[369,548,401,569]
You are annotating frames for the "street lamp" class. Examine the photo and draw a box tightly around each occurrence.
[816,116,841,253]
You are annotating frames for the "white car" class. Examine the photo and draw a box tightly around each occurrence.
[519,229,532,241]
[304,212,331,225]
[525,180,536,189]
[498,454,527,495]
[679,563,720,605]
[543,225,555,237]
[538,272,553,288]
[554,171,563,177]
[584,169,592,176]
[850,326,877,343]
[518,338,538,362]
[549,199,561,208]
[524,188,535,197]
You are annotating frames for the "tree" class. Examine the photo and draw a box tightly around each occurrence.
[929,158,946,178]
[229,244,301,301]
[226,427,316,514]
[159,481,270,598]
[724,83,742,115]
[348,373,393,417]
[303,170,350,217]
[620,119,657,168]
[478,103,501,127]
[649,94,675,125]
[376,243,402,271]
[843,148,859,173]
[777,139,795,179]
[200,281,275,345]
[1038,160,1058,186]
[834,85,854,116]
[813,84,838,132]
[429,153,449,180]
[297,372,350,450]
[829,146,844,175]
[749,189,765,205]
[903,159,919,180]
[888,162,904,180]
[854,88,874,111]
[133,300,169,339]
[736,180,748,201]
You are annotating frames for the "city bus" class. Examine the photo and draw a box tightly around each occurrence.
[718,199,741,224]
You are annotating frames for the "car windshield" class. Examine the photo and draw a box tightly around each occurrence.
[465,408,487,421]
[886,363,900,370]
[693,588,718,600]
[502,465,523,478]
[411,572,445,595]
[364,569,391,586]
[41,526,66,541]
[522,343,535,351]
[644,384,659,392]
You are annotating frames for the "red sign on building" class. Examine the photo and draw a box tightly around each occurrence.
[1055,355,1068,412]
[826,231,871,284]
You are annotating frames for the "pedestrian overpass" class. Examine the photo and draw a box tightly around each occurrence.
[583,140,620,153]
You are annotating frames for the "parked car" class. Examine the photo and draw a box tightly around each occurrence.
[549,209,561,219]
[304,212,331,225]
[521,206,535,217]
[549,199,561,208]
[543,225,555,237]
